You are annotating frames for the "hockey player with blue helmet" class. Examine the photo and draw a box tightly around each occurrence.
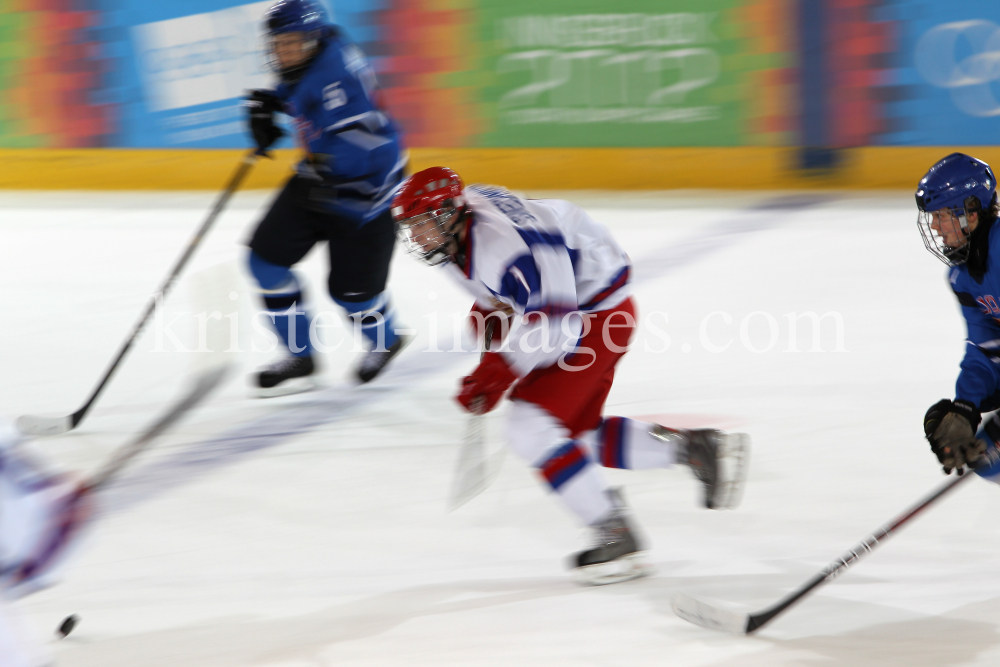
[244,0,409,395]
[917,153,1000,479]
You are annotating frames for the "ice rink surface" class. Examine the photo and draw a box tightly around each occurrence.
[3,189,1000,666]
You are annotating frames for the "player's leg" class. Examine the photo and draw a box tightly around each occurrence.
[578,417,750,510]
[326,208,410,383]
[552,299,748,509]
[247,178,324,395]
[505,300,649,583]
[505,400,649,585]
[581,416,678,469]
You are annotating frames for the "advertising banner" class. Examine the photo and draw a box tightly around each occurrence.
[475,1,770,146]
[881,0,1000,146]
[0,0,793,150]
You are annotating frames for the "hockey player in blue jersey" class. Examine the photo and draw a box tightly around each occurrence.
[244,0,409,395]
[917,153,1000,478]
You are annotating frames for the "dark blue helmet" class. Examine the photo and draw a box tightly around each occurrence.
[263,0,330,82]
[916,153,997,266]
[265,0,328,36]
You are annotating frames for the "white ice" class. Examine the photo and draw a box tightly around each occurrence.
[2,189,999,667]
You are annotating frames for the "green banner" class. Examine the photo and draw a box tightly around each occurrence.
[471,0,778,147]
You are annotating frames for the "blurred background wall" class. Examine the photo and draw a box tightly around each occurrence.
[1,0,999,189]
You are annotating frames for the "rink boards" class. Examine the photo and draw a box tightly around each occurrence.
[3,146,1000,191]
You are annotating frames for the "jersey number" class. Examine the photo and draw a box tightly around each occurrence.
[323,82,348,110]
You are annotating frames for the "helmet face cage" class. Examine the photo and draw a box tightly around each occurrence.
[917,204,973,266]
[265,30,322,78]
[263,0,326,79]
[915,153,997,266]
[395,205,460,266]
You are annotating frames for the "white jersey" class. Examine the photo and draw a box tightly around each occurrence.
[0,418,88,667]
[443,185,631,376]
[0,421,81,600]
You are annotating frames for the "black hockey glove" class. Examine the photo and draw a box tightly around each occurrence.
[294,154,340,213]
[245,90,285,157]
[924,399,987,475]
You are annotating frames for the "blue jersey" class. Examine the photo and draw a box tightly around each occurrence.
[273,28,405,224]
[949,223,1000,409]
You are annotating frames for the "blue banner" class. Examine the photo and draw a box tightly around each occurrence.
[109,0,379,149]
[881,0,1000,145]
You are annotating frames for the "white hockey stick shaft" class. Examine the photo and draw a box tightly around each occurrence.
[448,318,500,511]
[85,363,230,491]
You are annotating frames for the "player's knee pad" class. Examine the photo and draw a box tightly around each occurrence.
[328,283,379,305]
[332,292,384,316]
[505,401,574,465]
[249,251,304,310]
[248,250,295,291]
[333,292,395,330]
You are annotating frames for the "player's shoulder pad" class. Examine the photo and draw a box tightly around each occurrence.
[302,34,351,88]
[467,184,538,227]
[467,198,530,251]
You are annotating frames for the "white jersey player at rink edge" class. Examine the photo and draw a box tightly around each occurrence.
[0,418,92,667]
[391,167,750,584]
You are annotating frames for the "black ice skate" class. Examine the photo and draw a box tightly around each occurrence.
[654,426,750,510]
[255,355,316,398]
[354,333,412,384]
[571,489,652,586]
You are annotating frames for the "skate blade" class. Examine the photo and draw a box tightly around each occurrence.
[253,377,317,399]
[713,432,751,510]
[573,553,654,586]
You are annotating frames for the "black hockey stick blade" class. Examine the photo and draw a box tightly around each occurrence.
[87,362,231,490]
[672,471,975,634]
[16,153,256,438]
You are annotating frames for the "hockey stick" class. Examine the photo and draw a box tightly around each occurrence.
[448,318,503,511]
[4,363,230,592]
[85,362,230,491]
[672,470,975,634]
[17,153,257,437]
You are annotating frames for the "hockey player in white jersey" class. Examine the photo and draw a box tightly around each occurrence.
[392,167,749,584]
[0,419,92,666]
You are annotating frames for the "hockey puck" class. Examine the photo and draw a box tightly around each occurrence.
[57,614,79,638]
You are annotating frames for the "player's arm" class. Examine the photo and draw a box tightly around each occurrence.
[924,291,998,474]
[494,251,581,377]
[954,294,1000,407]
[467,300,513,349]
[456,244,581,414]
[243,88,286,158]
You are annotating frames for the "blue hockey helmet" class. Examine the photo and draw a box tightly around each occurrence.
[263,0,330,81]
[265,0,328,35]
[916,152,997,266]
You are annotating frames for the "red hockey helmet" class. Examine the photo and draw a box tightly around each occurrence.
[392,166,467,265]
